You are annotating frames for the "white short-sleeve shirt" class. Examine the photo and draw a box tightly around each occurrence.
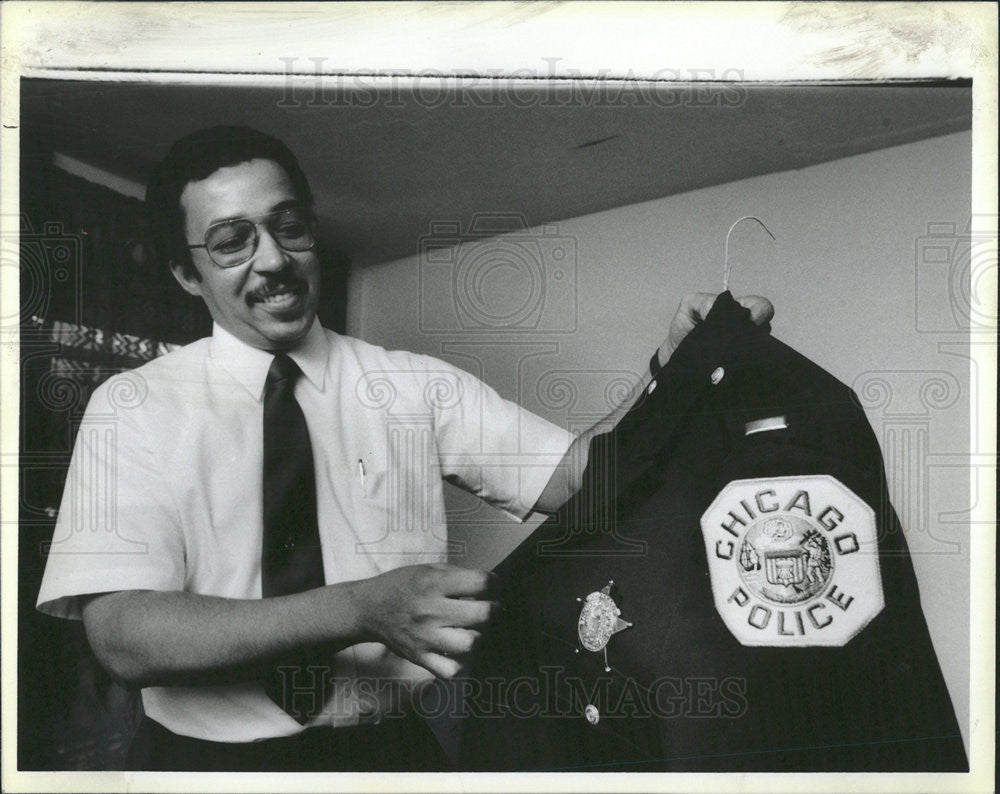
[36,320,574,742]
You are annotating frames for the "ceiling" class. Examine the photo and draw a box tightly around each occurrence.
[20,79,971,267]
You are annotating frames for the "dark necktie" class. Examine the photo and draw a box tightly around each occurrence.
[262,353,328,722]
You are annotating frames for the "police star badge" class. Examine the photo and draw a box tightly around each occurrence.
[575,580,633,672]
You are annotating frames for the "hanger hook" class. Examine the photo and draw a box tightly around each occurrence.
[724,216,776,291]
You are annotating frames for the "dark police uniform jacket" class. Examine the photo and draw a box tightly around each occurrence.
[459,291,967,772]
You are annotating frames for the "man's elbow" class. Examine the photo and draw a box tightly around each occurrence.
[80,591,157,688]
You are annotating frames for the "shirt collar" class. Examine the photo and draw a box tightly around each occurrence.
[209,319,329,401]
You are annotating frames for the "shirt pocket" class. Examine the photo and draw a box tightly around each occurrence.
[331,459,447,571]
[355,463,388,505]
[325,458,386,504]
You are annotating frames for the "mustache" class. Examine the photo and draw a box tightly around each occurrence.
[247,279,307,302]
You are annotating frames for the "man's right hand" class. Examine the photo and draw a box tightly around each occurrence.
[80,563,499,688]
[350,563,499,679]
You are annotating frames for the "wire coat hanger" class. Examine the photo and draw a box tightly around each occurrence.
[723,216,776,291]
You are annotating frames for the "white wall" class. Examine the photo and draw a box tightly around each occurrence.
[346,131,973,750]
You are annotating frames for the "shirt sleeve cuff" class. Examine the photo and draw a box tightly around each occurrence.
[37,566,183,620]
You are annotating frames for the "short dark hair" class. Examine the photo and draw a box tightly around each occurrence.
[145,126,314,279]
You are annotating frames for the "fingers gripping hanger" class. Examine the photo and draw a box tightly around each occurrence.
[723,216,776,291]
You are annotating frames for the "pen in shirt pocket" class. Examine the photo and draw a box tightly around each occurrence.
[357,458,366,496]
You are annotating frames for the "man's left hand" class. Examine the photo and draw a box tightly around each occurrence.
[660,293,774,363]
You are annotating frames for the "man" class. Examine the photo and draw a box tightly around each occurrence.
[36,126,773,771]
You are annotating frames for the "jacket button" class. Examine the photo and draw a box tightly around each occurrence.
[584,704,600,725]
[647,379,657,394]
[710,366,725,385]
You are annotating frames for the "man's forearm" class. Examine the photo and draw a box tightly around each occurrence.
[81,584,364,689]
[532,294,774,514]
[532,345,659,514]
[533,380,651,514]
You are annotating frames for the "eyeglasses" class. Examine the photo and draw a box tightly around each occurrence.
[187,207,317,268]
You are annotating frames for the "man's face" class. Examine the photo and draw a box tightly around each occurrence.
[173,158,321,350]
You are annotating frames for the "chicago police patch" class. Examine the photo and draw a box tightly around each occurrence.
[700,475,884,647]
